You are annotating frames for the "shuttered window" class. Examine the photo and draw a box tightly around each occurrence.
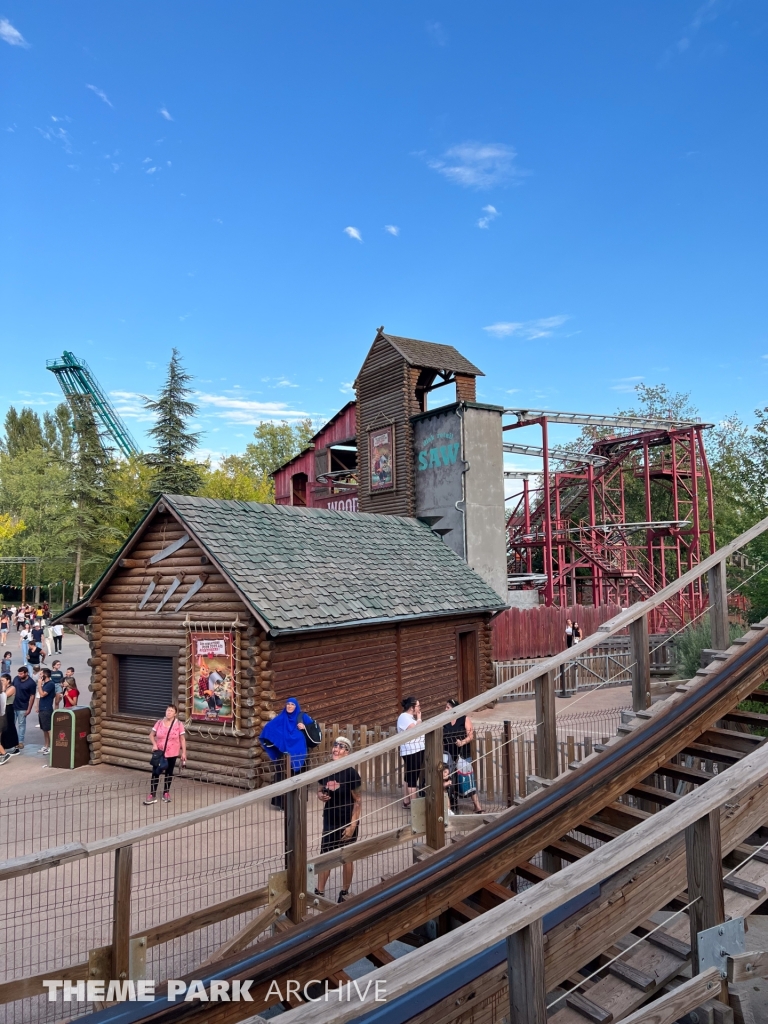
[117,655,174,718]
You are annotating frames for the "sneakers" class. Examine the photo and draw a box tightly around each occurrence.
[162,792,171,802]
[39,747,50,755]
[0,753,10,765]
[337,890,350,903]
[7,748,20,756]
[143,794,157,805]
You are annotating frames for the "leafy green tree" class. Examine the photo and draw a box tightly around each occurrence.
[199,455,275,502]
[1,406,45,457]
[143,349,203,496]
[242,419,314,478]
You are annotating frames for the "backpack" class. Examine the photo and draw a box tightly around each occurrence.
[304,719,322,748]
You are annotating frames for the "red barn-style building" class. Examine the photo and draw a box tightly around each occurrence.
[273,402,359,512]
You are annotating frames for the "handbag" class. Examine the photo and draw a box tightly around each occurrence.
[304,718,322,748]
[150,720,176,772]
[456,756,477,797]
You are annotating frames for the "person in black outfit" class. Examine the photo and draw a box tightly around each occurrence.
[315,736,361,903]
[26,641,45,677]
[442,698,482,813]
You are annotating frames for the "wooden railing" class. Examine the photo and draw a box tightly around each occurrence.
[285,739,768,1024]
[4,514,768,1016]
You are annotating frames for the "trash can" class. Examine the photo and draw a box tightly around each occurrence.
[50,707,91,769]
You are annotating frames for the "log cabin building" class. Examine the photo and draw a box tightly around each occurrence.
[61,495,505,781]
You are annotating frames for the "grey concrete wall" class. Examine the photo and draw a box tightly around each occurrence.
[462,406,508,600]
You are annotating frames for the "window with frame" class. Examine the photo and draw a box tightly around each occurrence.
[117,654,174,718]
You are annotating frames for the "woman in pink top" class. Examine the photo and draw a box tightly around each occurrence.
[144,705,187,805]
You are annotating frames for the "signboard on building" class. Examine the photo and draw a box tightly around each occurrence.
[189,631,235,722]
[412,406,465,559]
[368,426,395,492]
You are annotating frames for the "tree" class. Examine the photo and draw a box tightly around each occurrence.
[242,419,315,478]
[199,455,275,502]
[143,349,203,496]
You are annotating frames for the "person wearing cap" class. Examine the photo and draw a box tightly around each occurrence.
[315,735,361,903]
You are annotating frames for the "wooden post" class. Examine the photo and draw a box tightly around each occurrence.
[686,809,726,998]
[285,781,307,924]
[709,560,729,651]
[112,845,132,982]
[629,613,651,712]
[503,720,516,805]
[424,727,445,850]
[534,671,557,779]
[507,918,546,1024]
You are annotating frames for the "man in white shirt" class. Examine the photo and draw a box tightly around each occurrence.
[53,623,64,653]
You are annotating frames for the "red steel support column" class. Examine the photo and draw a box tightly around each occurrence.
[541,418,554,606]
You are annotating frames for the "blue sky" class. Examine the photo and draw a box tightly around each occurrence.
[1,2,767,462]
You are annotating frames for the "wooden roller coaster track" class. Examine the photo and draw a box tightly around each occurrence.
[7,517,768,1024]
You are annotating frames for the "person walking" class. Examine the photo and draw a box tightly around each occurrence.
[0,674,20,755]
[12,666,35,749]
[397,696,424,808]
[443,698,482,813]
[26,641,45,678]
[52,623,64,654]
[315,736,361,903]
[43,624,54,657]
[144,705,186,804]
[0,610,8,646]
[572,621,582,644]
[259,697,313,809]
[1,651,12,676]
[36,668,54,754]
[19,624,31,664]
[0,683,10,765]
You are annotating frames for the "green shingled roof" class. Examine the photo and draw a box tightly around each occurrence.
[163,495,505,633]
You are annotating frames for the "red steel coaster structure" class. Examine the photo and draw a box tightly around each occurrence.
[504,409,716,632]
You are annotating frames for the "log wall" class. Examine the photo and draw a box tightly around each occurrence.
[270,614,494,724]
[88,513,267,784]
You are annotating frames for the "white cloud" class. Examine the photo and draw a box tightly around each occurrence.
[146,166,157,174]
[428,142,525,190]
[384,225,399,236]
[344,226,362,242]
[425,21,448,46]
[36,124,73,153]
[675,0,723,54]
[159,107,173,121]
[274,378,299,388]
[195,392,313,425]
[340,381,355,395]
[484,315,569,340]
[478,204,499,229]
[109,391,155,422]
[143,157,152,163]
[0,18,28,47]
[86,84,113,107]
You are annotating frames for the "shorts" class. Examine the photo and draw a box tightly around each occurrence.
[402,750,424,788]
[38,710,52,732]
[320,823,359,854]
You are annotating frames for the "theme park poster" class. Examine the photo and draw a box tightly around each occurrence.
[369,426,395,491]
[189,633,235,722]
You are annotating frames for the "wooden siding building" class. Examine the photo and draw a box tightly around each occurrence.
[62,495,504,783]
[272,401,359,512]
[355,329,483,517]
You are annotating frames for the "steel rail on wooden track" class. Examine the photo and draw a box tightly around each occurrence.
[72,616,768,1024]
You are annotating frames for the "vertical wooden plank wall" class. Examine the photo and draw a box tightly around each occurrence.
[492,603,623,660]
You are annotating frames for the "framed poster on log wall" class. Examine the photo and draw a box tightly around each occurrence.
[368,424,396,492]
[188,632,236,722]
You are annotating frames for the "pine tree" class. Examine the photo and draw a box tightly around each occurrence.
[144,349,202,496]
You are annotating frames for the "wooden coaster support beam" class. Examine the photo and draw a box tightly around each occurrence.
[686,809,727,1002]
[425,727,445,850]
[508,917,547,1024]
[535,670,558,780]
[630,613,651,712]
[285,768,307,924]
[709,561,730,652]
[112,844,132,983]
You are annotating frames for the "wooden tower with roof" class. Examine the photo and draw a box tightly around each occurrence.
[354,327,484,516]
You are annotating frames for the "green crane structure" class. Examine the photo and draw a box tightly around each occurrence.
[46,351,141,458]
